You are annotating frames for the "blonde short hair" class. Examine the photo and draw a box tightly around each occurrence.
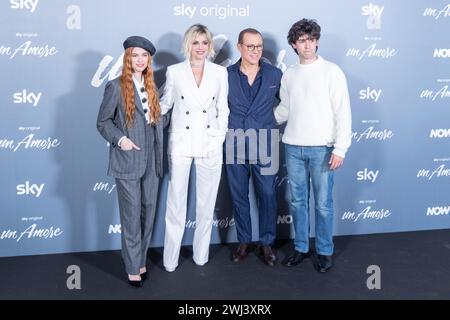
[182,24,215,59]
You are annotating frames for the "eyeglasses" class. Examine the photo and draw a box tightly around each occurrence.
[241,44,263,52]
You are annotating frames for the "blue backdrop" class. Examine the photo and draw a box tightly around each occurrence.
[1,0,449,257]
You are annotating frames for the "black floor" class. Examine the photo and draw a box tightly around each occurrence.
[1,229,449,300]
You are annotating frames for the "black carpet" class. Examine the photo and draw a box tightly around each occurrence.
[1,229,449,301]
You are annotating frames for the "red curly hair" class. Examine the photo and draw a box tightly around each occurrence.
[120,47,161,127]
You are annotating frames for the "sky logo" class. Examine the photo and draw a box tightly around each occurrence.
[10,0,39,13]
[13,90,42,106]
[16,181,44,197]
[357,168,379,182]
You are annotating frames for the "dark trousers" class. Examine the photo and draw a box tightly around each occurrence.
[225,161,277,246]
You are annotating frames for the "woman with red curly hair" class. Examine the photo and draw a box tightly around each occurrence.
[97,36,164,288]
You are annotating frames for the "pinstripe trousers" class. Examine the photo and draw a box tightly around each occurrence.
[115,125,159,275]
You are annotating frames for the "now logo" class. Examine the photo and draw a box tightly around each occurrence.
[427,206,450,216]
[16,181,44,197]
[108,224,121,234]
[433,49,450,58]
[13,90,42,106]
[357,168,379,182]
[430,129,450,138]
[10,0,39,12]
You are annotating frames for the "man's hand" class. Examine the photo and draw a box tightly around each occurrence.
[120,138,141,151]
[329,154,344,170]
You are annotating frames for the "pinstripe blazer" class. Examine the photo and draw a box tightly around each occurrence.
[97,77,163,179]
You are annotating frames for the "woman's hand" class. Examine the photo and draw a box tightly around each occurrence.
[119,138,141,151]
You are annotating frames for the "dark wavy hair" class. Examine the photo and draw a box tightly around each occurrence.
[287,19,321,54]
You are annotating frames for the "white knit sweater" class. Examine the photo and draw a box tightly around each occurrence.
[274,56,352,158]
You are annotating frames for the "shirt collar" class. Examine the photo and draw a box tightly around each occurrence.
[237,59,263,76]
[132,74,145,91]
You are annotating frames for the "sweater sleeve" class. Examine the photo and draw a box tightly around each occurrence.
[329,65,352,158]
[274,72,290,124]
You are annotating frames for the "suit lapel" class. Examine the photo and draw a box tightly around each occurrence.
[197,60,214,106]
[184,59,219,109]
[182,60,204,108]
[231,61,251,107]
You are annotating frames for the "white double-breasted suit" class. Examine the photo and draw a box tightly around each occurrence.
[160,59,229,271]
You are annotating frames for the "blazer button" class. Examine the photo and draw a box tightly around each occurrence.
[207,125,210,128]
[203,110,206,113]
[186,111,189,115]
[216,115,218,118]
[212,97,215,100]
[186,126,190,130]
[181,96,184,99]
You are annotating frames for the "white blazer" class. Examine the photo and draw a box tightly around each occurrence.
[160,59,229,157]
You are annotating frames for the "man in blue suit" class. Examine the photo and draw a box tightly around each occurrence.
[225,28,282,267]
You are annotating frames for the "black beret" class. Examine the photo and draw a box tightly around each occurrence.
[123,36,156,56]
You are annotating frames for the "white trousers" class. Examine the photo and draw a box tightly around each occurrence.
[163,149,223,271]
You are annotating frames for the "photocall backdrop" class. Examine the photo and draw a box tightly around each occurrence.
[1,0,449,257]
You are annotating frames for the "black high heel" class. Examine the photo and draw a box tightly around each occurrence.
[128,279,142,288]
[140,272,148,281]
[128,275,143,288]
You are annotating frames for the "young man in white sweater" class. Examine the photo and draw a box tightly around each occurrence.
[274,19,352,273]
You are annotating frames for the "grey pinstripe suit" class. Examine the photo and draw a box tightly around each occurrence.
[97,77,163,275]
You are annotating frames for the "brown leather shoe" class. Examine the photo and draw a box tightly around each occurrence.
[260,246,277,267]
[232,243,249,263]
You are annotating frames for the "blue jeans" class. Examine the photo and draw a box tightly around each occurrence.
[285,145,334,256]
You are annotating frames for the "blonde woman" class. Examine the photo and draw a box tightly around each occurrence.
[161,24,229,272]
[97,36,163,287]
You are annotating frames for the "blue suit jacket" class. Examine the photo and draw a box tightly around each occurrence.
[226,60,282,161]
[227,60,282,130]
